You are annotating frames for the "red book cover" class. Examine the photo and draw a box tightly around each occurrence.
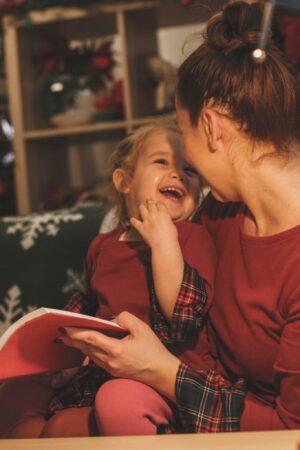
[0,308,128,381]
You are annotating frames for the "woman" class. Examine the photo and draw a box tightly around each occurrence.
[57,1,300,432]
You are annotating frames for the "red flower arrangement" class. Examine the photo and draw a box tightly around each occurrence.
[34,36,124,125]
[34,37,117,92]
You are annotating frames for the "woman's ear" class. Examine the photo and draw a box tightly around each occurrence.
[202,108,223,152]
[112,168,131,194]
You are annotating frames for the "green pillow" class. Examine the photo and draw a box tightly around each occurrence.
[0,205,107,335]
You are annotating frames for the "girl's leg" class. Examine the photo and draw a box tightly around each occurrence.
[40,407,98,438]
[95,379,174,436]
[5,416,47,439]
[0,377,53,438]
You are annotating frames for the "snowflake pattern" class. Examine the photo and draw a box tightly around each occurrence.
[0,285,36,336]
[3,210,84,250]
[62,268,84,295]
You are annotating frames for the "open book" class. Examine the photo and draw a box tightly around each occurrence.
[0,308,128,381]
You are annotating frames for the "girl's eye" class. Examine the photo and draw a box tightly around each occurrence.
[154,159,168,165]
[184,166,198,176]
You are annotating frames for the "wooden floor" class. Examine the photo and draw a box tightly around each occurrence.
[0,430,300,450]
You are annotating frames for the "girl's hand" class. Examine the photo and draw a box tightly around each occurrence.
[56,312,180,401]
[130,199,178,249]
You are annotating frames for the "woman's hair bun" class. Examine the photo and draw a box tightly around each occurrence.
[206,2,265,51]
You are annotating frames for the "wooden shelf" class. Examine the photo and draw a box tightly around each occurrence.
[24,121,129,140]
[6,1,159,27]
[3,0,224,214]
[23,115,176,140]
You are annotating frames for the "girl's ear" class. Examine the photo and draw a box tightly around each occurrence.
[112,168,131,194]
[202,108,223,153]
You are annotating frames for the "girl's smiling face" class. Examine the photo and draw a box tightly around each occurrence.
[122,130,201,222]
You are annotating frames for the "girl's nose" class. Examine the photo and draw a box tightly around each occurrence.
[169,168,184,181]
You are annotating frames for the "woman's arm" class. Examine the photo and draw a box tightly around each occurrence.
[56,312,245,432]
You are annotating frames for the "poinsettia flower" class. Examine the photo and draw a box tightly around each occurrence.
[94,94,115,111]
[91,56,111,69]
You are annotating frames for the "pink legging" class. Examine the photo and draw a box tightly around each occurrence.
[0,378,174,438]
[94,379,175,436]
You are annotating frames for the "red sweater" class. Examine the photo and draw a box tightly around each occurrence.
[201,194,300,430]
[85,220,216,372]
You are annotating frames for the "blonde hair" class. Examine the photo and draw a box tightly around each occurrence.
[107,120,183,228]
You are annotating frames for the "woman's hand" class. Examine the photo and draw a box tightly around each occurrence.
[57,312,180,401]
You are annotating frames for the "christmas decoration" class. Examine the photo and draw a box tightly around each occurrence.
[34,37,122,126]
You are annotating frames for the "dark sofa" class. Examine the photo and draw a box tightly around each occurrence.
[0,205,108,336]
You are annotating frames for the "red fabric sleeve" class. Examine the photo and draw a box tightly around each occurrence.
[241,393,286,431]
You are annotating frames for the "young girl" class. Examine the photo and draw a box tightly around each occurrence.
[0,121,216,438]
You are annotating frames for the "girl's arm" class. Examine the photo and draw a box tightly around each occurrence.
[130,199,184,321]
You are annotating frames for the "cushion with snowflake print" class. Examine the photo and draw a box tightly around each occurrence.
[0,205,107,336]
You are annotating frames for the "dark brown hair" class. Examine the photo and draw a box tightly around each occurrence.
[177,1,300,153]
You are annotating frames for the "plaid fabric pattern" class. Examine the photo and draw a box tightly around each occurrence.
[152,262,208,345]
[48,365,111,413]
[52,262,245,432]
[64,290,98,316]
[50,262,208,414]
[176,363,246,433]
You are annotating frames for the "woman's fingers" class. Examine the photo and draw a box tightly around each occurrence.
[58,327,121,356]
[57,312,180,398]
[114,311,146,334]
[58,328,122,373]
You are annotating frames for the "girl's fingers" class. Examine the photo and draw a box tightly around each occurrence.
[130,216,142,231]
[156,201,168,212]
[146,199,157,214]
[139,202,149,219]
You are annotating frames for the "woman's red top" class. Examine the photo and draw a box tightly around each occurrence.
[201,194,300,430]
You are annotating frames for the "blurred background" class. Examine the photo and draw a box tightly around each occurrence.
[0,0,298,216]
